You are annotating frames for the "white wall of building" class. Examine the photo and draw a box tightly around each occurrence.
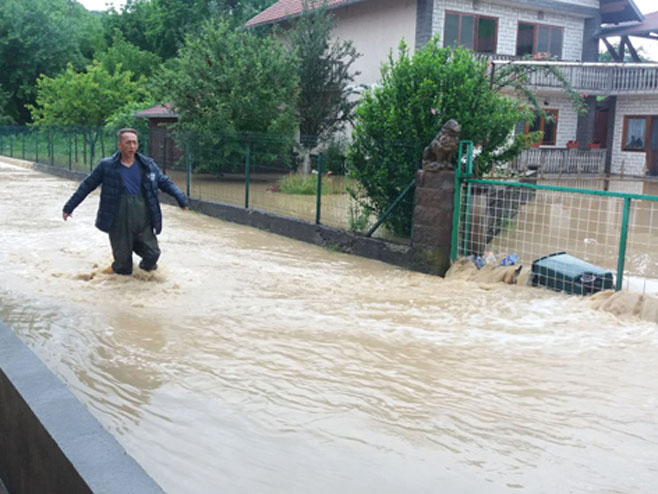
[332,0,417,86]
[610,95,658,176]
[532,92,580,147]
[432,0,586,61]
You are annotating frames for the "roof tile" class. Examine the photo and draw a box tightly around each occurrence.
[246,0,357,27]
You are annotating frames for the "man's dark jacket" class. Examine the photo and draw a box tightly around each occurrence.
[63,151,188,234]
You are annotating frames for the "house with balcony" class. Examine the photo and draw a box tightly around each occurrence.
[247,0,658,177]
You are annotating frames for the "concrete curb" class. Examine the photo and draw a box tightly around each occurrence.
[0,319,164,494]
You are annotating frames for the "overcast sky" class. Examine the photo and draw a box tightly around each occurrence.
[77,0,658,60]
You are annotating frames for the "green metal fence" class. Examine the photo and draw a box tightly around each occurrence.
[452,141,658,293]
[0,125,411,242]
[0,125,128,172]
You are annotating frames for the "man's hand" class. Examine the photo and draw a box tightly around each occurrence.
[182,206,189,211]
[62,212,71,221]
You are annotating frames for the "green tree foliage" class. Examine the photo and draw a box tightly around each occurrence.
[104,100,155,136]
[348,39,584,236]
[288,1,361,173]
[104,0,276,60]
[29,61,148,158]
[599,42,652,62]
[160,20,298,172]
[0,0,101,123]
[97,30,163,82]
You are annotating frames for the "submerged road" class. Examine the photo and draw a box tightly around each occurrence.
[1,161,657,493]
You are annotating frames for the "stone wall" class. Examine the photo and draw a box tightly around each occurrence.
[411,169,455,274]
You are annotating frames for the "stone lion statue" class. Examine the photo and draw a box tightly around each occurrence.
[421,119,461,172]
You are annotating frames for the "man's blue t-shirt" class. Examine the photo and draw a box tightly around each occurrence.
[119,162,142,194]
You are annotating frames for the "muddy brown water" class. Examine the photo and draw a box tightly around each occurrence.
[1,161,657,493]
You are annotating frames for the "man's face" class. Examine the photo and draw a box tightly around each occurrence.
[118,132,138,157]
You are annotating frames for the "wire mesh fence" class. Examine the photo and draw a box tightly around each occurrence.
[455,178,658,294]
[0,125,412,243]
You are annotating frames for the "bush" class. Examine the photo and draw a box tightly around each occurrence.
[348,38,535,237]
[277,173,331,195]
[321,137,348,175]
[160,20,298,173]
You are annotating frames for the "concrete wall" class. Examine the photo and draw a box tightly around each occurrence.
[610,95,658,176]
[332,0,417,86]
[432,0,587,60]
[0,319,163,494]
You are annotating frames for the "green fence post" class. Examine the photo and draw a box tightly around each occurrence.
[366,179,416,237]
[245,145,251,208]
[615,197,631,291]
[74,131,78,165]
[450,143,465,262]
[35,128,39,163]
[315,154,323,224]
[49,128,54,165]
[10,134,14,157]
[185,137,191,199]
[68,129,72,170]
[21,131,25,159]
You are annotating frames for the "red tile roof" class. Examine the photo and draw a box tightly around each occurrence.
[134,103,177,119]
[246,0,366,27]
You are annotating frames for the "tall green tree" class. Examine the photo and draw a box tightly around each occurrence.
[104,0,276,60]
[289,0,361,174]
[159,19,298,172]
[29,61,148,158]
[97,30,163,81]
[348,39,584,236]
[0,0,102,123]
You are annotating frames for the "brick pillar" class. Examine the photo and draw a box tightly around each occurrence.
[411,169,455,275]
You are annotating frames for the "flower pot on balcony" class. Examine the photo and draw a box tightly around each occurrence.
[587,143,601,149]
[566,141,579,149]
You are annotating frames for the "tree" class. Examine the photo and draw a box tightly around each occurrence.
[288,1,361,174]
[159,19,298,172]
[29,61,148,159]
[0,0,103,123]
[599,41,652,62]
[348,39,584,236]
[0,85,12,124]
[104,0,276,61]
[97,30,163,82]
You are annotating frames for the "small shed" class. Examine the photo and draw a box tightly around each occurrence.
[134,103,181,171]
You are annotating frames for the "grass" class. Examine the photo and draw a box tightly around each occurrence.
[276,173,346,195]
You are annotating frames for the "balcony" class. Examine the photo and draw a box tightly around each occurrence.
[508,147,606,175]
[489,59,658,95]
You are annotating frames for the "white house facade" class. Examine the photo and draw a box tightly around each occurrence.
[248,0,658,177]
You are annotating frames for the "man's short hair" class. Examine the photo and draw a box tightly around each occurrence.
[117,128,138,140]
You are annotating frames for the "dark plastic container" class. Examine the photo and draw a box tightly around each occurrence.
[531,252,614,295]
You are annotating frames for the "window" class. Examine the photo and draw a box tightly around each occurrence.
[444,12,497,53]
[525,110,559,146]
[516,22,563,58]
[623,116,649,151]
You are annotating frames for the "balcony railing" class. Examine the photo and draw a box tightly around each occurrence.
[508,147,606,175]
[489,59,658,95]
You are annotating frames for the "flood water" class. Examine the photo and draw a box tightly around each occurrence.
[1,160,658,493]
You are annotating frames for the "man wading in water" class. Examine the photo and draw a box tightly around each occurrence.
[62,128,189,275]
